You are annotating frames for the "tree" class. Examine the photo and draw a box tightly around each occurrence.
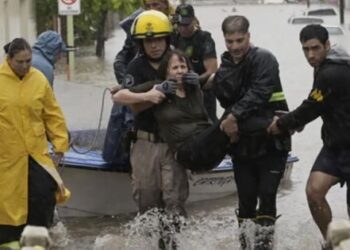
[92,0,140,57]
[35,0,140,57]
[35,0,58,34]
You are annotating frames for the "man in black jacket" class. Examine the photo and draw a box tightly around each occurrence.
[171,4,218,122]
[268,24,350,246]
[214,15,291,250]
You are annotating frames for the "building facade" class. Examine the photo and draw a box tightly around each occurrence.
[0,0,36,57]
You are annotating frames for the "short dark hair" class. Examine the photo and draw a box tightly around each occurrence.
[299,24,329,44]
[3,38,31,58]
[158,49,193,79]
[221,15,249,35]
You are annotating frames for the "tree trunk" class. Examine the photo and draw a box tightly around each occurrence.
[95,10,108,58]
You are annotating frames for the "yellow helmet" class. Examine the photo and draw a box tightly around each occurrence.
[131,10,172,39]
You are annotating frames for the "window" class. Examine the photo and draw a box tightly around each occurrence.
[291,17,324,24]
[307,8,337,16]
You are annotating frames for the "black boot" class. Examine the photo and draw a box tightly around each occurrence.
[236,209,256,250]
[158,213,181,250]
[254,215,279,250]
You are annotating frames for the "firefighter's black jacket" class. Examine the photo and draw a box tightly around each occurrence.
[214,46,291,157]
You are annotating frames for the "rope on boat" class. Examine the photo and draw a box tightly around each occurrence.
[69,87,112,154]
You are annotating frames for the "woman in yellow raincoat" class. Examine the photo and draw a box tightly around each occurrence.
[0,38,69,244]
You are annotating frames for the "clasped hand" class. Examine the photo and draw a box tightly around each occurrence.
[155,79,177,95]
[220,113,239,143]
[182,72,200,86]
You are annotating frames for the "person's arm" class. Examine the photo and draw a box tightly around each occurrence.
[199,32,218,89]
[42,82,69,153]
[112,86,165,113]
[113,78,178,113]
[276,68,332,132]
[117,80,159,113]
[113,36,137,83]
[129,80,159,93]
[201,57,218,89]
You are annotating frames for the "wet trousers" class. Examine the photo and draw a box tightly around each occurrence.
[130,139,189,216]
[233,151,288,218]
[0,157,57,244]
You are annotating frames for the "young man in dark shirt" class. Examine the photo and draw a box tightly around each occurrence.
[268,24,350,247]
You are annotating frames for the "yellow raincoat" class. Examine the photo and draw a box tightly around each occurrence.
[0,60,69,226]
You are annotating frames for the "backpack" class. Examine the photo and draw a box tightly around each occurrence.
[102,103,134,171]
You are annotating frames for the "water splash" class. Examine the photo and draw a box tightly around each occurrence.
[176,211,237,250]
[50,221,69,248]
[92,207,238,250]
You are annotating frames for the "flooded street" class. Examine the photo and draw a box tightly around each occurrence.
[52,2,350,249]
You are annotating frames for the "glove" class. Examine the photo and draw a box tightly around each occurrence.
[182,72,200,86]
[155,79,177,95]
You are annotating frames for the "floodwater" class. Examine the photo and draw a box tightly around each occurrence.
[52,2,350,250]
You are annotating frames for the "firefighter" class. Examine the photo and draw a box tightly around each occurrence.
[113,11,187,249]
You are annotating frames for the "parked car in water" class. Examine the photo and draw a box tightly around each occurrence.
[323,24,350,51]
[305,7,337,16]
[288,16,324,24]
[303,6,338,24]
[323,24,344,35]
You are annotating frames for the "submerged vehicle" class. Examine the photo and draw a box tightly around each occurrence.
[287,16,324,25]
[56,130,299,217]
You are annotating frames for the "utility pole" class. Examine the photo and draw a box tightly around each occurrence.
[339,0,345,25]
[66,15,75,80]
[58,0,80,81]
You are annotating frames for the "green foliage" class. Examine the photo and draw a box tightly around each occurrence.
[35,0,140,45]
[35,0,57,34]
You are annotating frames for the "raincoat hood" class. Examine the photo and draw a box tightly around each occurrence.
[32,31,67,65]
[327,44,350,66]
